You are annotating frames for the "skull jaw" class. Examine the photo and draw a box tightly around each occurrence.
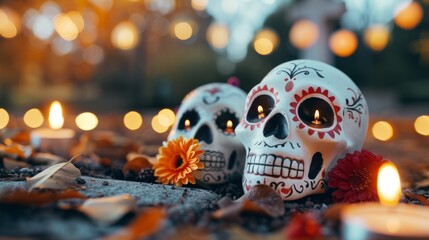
[242,173,327,201]
[194,148,245,184]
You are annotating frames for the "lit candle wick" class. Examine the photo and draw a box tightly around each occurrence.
[226,120,233,134]
[49,101,64,129]
[257,105,265,119]
[312,110,322,125]
[184,119,191,130]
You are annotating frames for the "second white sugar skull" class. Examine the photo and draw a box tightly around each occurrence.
[168,83,247,184]
[236,60,369,200]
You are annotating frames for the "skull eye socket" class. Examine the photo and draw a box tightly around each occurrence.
[298,97,334,128]
[178,109,200,130]
[215,109,239,135]
[246,95,275,123]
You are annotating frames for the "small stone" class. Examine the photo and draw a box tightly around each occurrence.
[102,181,109,186]
[19,168,30,173]
[124,171,137,181]
[76,177,86,185]
[110,168,124,180]
[136,168,156,183]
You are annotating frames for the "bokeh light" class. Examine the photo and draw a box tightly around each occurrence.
[394,1,423,30]
[329,29,358,57]
[83,44,104,65]
[124,111,143,130]
[414,115,429,136]
[23,108,44,128]
[111,21,139,50]
[207,23,229,49]
[0,108,9,129]
[158,109,175,125]
[68,11,85,32]
[253,29,279,55]
[54,14,79,41]
[151,115,169,133]
[372,121,394,141]
[0,8,19,39]
[289,19,319,49]
[364,25,390,51]
[75,112,98,131]
[192,0,208,11]
[173,21,193,41]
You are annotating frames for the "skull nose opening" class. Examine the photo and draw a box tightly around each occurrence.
[194,124,213,144]
[263,113,289,139]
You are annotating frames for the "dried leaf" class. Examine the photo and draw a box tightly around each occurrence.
[284,213,322,240]
[3,157,31,169]
[404,191,429,206]
[26,157,81,191]
[79,194,136,225]
[105,207,166,240]
[123,153,153,174]
[0,189,86,206]
[0,143,33,159]
[213,185,284,219]
[30,152,67,165]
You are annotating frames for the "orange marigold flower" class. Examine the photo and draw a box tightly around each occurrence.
[153,136,204,186]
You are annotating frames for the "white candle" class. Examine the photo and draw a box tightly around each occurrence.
[30,101,75,158]
[342,162,429,239]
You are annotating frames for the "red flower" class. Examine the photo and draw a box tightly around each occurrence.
[284,213,322,240]
[328,149,385,203]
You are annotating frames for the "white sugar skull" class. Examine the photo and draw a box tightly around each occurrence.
[168,83,247,184]
[236,60,369,200]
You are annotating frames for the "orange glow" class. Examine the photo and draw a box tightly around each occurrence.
[75,112,98,131]
[372,121,394,141]
[54,14,79,41]
[289,20,319,49]
[377,162,401,207]
[207,23,229,49]
[184,119,191,130]
[312,110,321,125]
[24,108,44,128]
[173,21,193,41]
[226,120,233,128]
[0,8,19,38]
[253,29,279,55]
[111,21,139,50]
[124,111,143,130]
[0,108,9,129]
[48,101,64,129]
[414,115,429,136]
[394,2,423,30]
[364,25,390,51]
[192,0,208,11]
[329,29,358,57]
[257,105,265,119]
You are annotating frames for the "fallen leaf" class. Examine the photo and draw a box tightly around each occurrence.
[105,207,166,240]
[79,194,136,225]
[30,152,67,165]
[213,185,284,219]
[284,213,322,240]
[404,191,429,206]
[123,153,153,174]
[3,157,31,169]
[26,156,81,191]
[10,131,31,145]
[0,143,33,159]
[0,189,86,206]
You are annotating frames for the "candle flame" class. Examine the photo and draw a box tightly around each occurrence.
[314,110,320,121]
[48,101,64,129]
[257,105,265,118]
[226,120,233,128]
[377,162,402,207]
[184,119,191,129]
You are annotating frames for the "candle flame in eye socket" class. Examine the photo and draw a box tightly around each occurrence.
[184,119,191,129]
[377,162,402,207]
[49,101,64,130]
[226,120,233,128]
[314,110,320,120]
[257,105,265,118]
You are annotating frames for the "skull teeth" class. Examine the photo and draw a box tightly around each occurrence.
[245,154,304,179]
[199,151,226,170]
